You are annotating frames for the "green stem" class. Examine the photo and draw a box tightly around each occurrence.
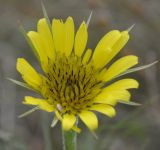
[62,129,77,150]
[41,112,54,150]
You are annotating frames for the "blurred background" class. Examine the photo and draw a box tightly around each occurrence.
[0,0,160,150]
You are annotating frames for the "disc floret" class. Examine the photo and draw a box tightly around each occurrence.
[44,54,102,115]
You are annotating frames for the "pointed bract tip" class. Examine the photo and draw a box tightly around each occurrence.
[86,11,93,28]
[127,24,135,32]
[90,130,99,139]
[51,117,58,128]
[89,11,93,18]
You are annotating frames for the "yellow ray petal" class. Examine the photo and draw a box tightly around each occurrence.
[52,19,65,53]
[62,114,76,131]
[103,31,129,66]
[74,21,88,57]
[94,90,131,105]
[79,110,98,131]
[90,104,116,117]
[27,31,48,72]
[37,18,55,61]
[82,49,92,64]
[27,31,42,59]
[23,96,54,112]
[104,78,139,91]
[64,17,75,57]
[102,55,138,82]
[92,30,121,69]
[72,126,81,133]
[55,111,81,133]
[16,58,42,90]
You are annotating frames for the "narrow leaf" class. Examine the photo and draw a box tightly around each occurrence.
[117,60,159,78]
[19,24,39,59]
[118,100,141,106]
[7,78,35,91]
[41,1,52,31]
[18,106,39,118]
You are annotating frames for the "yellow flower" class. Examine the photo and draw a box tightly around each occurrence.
[16,17,139,132]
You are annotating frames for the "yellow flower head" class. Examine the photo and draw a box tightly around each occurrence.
[16,17,139,132]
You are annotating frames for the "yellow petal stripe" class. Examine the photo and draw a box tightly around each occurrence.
[92,30,121,69]
[90,104,116,117]
[23,96,54,112]
[102,55,138,82]
[52,19,65,53]
[62,114,76,131]
[16,58,42,90]
[94,90,131,105]
[82,49,92,64]
[64,17,75,57]
[79,110,98,131]
[74,21,88,57]
[37,18,55,61]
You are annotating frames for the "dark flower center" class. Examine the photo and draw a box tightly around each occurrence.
[43,54,102,114]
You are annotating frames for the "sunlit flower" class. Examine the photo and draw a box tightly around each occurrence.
[16,17,139,132]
